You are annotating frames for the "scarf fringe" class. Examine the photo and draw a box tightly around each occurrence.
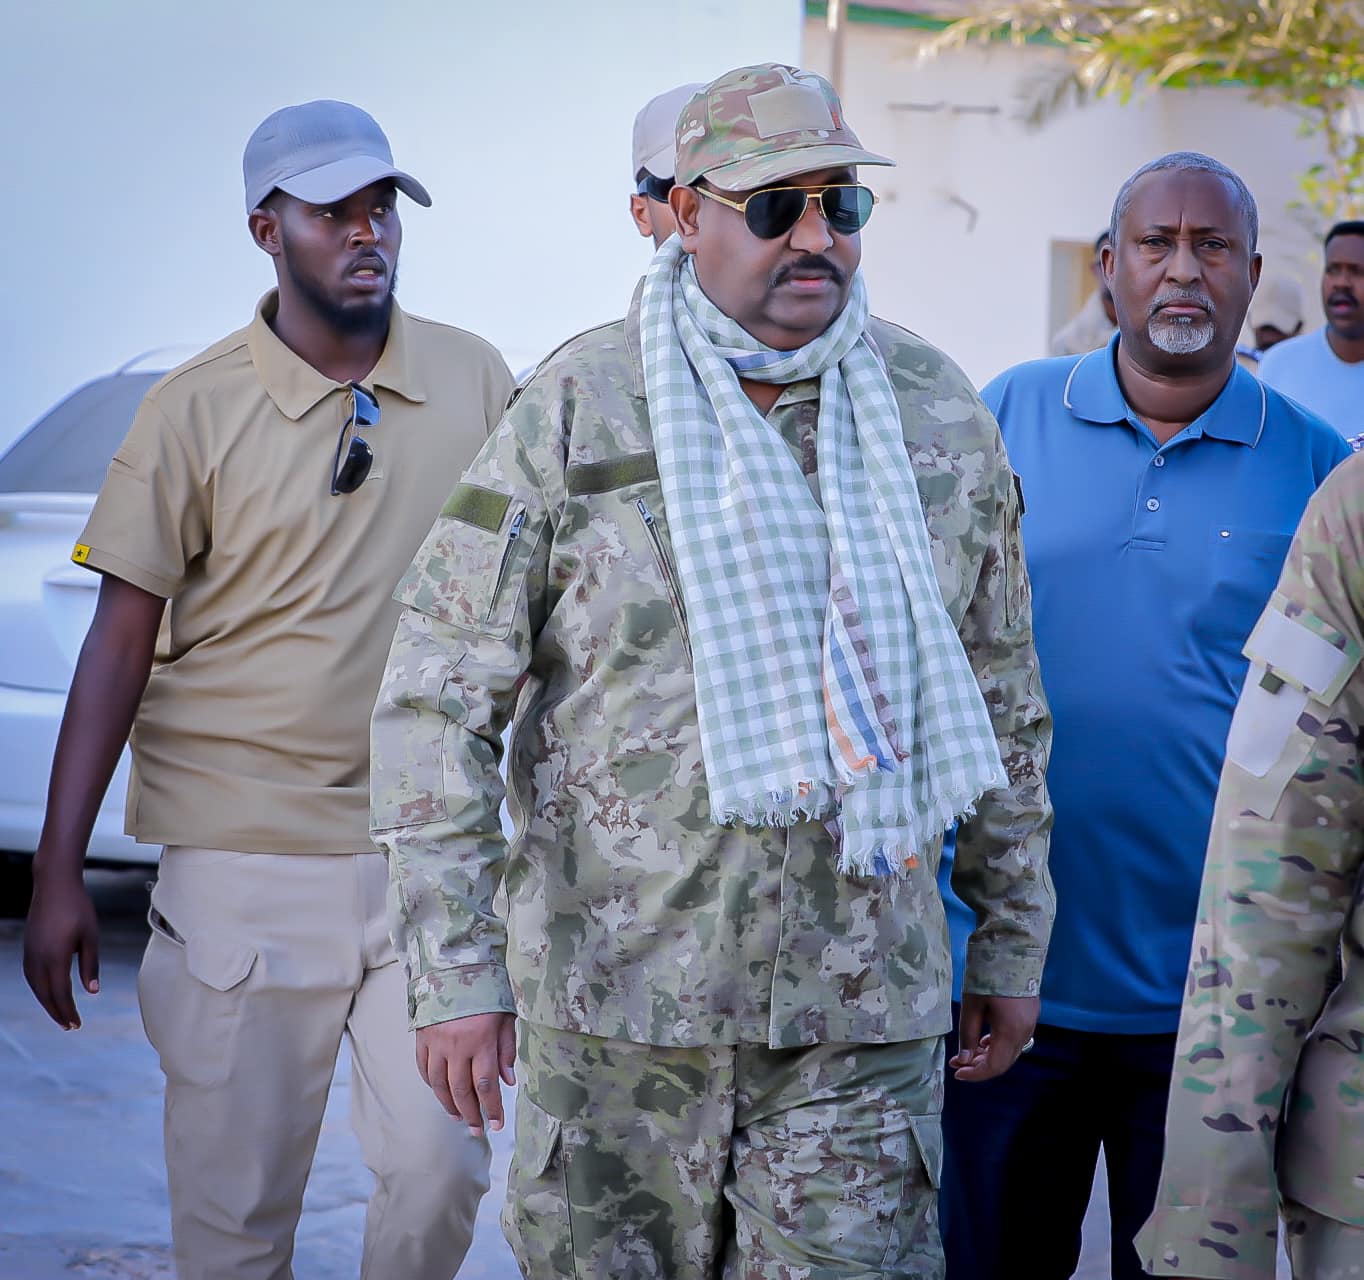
[709,781,837,832]
[831,774,1007,878]
[708,764,1008,878]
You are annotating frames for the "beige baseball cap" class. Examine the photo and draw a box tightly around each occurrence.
[632,83,706,182]
[675,63,893,191]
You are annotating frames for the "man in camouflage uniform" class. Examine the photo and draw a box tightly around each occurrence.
[371,64,1053,1278]
[1137,454,1364,1277]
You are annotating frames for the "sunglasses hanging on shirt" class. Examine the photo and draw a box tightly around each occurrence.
[330,383,380,495]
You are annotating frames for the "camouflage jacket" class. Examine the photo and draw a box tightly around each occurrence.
[1138,453,1364,1277]
[370,288,1054,1048]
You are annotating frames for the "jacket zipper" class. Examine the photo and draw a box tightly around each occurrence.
[485,508,527,622]
[635,498,692,665]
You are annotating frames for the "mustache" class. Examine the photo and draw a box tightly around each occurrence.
[1149,287,1215,318]
[771,255,847,288]
[1329,290,1358,305]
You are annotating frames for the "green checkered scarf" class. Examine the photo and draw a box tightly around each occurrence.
[639,240,1005,875]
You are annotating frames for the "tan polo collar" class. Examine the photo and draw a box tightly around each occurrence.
[247,289,428,421]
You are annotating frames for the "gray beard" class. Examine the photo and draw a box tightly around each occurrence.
[1149,314,1215,355]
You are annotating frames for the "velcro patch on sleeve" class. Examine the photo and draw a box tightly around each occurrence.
[441,483,511,532]
[1228,602,1361,815]
[566,453,660,496]
[1245,607,1359,704]
[1225,672,1309,779]
[71,543,91,564]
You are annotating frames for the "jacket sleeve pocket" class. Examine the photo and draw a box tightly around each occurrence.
[396,479,544,640]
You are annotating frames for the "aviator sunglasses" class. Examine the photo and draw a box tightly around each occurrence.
[330,383,380,496]
[698,182,878,239]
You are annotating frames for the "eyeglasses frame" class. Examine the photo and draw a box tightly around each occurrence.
[696,182,879,239]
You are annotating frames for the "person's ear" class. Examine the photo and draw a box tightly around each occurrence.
[671,185,703,252]
[248,204,282,258]
[1100,240,1116,290]
[1248,251,1264,291]
[628,194,654,240]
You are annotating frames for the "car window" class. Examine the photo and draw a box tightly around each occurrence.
[0,373,162,494]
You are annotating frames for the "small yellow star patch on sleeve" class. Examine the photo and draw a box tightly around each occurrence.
[71,543,91,564]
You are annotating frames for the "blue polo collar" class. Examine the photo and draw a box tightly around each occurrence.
[1062,332,1266,447]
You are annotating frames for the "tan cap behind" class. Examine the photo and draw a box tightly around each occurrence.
[632,83,706,182]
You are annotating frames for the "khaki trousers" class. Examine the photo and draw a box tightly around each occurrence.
[505,1022,944,1279]
[138,847,489,1280]
[1284,1200,1364,1279]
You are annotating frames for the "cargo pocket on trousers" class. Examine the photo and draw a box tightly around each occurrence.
[908,1112,943,1189]
[881,1113,946,1273]
[137,904,258,1090]
[502,1091,576,1277]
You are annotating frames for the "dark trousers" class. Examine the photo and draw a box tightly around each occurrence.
[939,1009,1176,1280]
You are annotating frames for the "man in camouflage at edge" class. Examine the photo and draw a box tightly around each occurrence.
[371,64,1053,1278]
[1137,452,1364,1279]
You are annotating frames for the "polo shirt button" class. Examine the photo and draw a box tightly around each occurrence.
[1146,498,1160,511]
[1153,455,1166,467]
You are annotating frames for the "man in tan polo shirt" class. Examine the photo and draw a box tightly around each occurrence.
[23,100,513,1279]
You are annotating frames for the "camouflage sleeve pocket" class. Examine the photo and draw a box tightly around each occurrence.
[1226,601,1361,817]
[395,480,544,640]
[370,634,463,834]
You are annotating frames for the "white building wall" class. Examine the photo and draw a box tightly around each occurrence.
[805,17,1333,386]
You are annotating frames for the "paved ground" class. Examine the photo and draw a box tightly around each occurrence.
[0,870,511,1279]
[1,869,1280,1279]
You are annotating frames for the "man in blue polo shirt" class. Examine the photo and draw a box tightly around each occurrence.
[938,152,1349,1280]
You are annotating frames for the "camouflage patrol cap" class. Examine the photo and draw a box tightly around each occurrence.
[674,64,893,192]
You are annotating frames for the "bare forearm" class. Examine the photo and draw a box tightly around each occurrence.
[34,579,162,879]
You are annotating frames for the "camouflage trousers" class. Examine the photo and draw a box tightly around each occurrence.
[1284,1200,1364,1279]
[502,1022,945,1279]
